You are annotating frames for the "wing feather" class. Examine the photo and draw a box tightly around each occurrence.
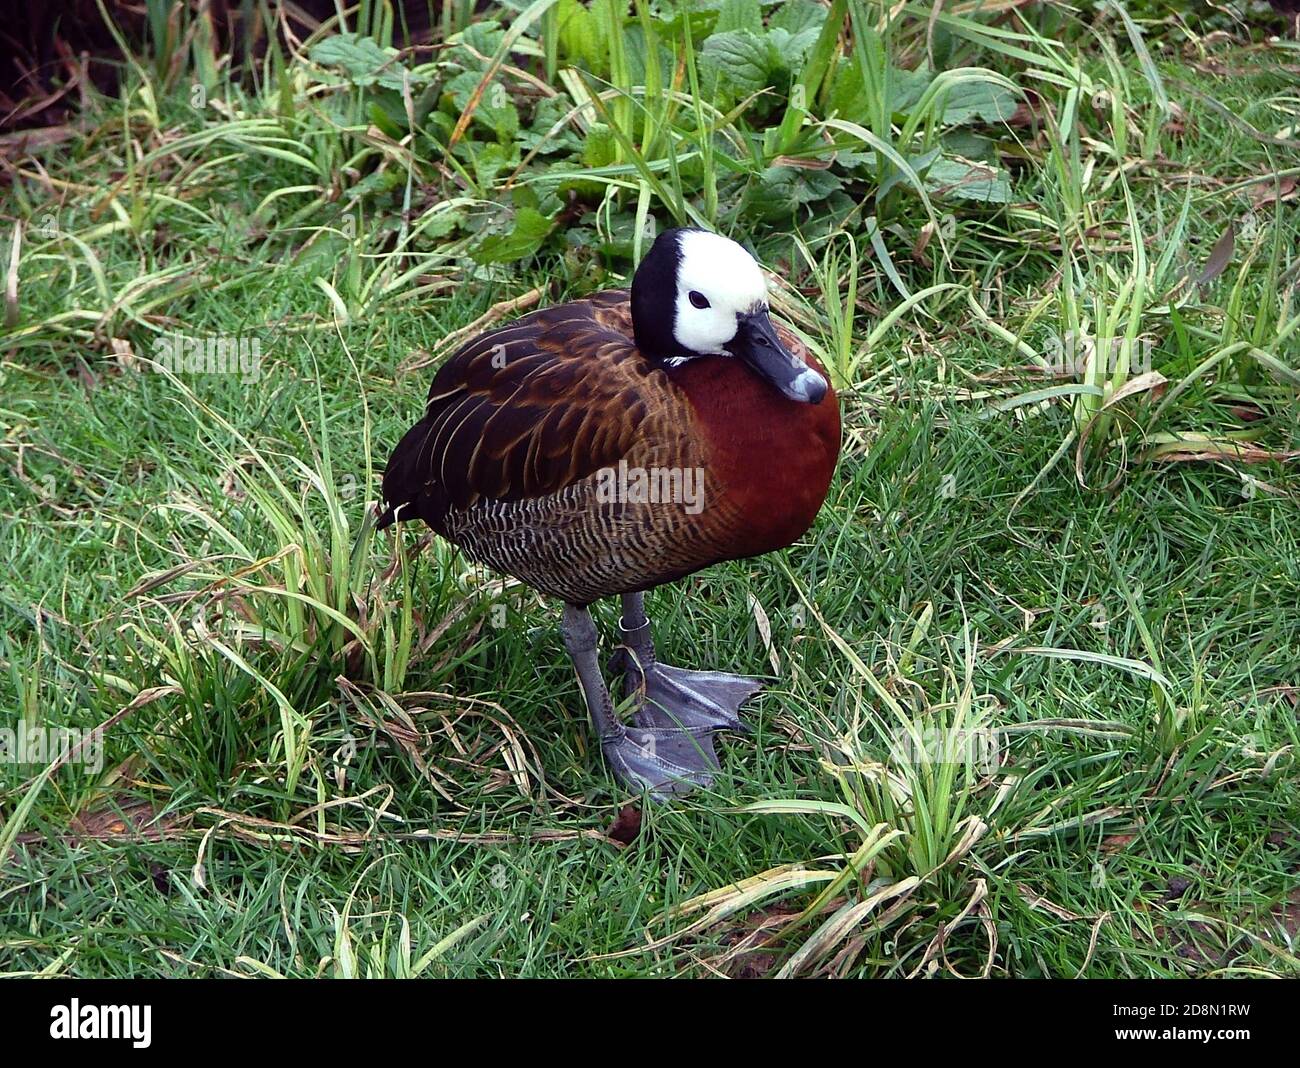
[378,290,669,531]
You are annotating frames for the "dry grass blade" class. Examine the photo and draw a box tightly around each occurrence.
[775,877,922,978]
[398,287,544,375]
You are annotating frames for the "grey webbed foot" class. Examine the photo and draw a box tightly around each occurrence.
[563,596,762,800]
[601,724,721,800]
[564,601,726,800]
[609,647,762,733]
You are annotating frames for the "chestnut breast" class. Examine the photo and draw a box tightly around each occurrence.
[670,349,841,561]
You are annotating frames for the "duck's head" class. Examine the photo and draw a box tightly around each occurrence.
[630,227,828,404]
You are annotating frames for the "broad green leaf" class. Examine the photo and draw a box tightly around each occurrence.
[444,69,519,142]
[826,59,931,124]
[943,129,998,163]
[472,207,555,264]
[746,164,843,219]
[879,146,940,201]
[768,25,822,65]
[714,0,763,35]
[701,29,777,95]
[309,33,421,90]
[469,141,517,187]
[888,66,933,117]
[582,123,618,168]
[770,0,828,38]
[458,20,508,61]
[517,95,585,155]
[554,0,607,74]
[622,23,673,86]
[825,56,862,120]
[941,79,1018,126]
[924,157,1012,203]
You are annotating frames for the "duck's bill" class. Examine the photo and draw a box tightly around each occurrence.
[726,311,828,404]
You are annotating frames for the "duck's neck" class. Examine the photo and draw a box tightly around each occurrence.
[667,354,841,557]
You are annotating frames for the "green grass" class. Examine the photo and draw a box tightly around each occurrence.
[1,1,1298,977]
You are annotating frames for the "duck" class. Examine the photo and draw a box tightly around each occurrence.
[377,226,841,797]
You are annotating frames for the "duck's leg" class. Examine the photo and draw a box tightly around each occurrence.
[562,604,719,799]
[609,592,762,733]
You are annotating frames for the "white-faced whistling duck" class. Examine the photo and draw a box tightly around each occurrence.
[377,227,841,797]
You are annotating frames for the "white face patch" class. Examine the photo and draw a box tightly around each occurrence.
[671,231,769,355]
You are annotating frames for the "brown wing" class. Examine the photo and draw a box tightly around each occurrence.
[378,290,665,532]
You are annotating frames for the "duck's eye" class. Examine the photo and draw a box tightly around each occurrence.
[688,290,710,310]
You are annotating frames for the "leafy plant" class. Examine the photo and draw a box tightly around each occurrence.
[651,602,1006,978]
